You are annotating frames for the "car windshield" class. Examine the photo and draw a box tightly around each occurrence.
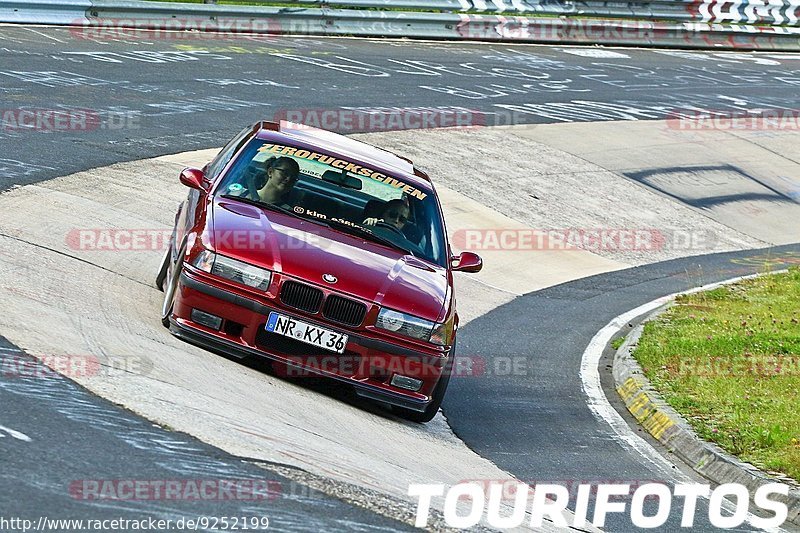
[215,139,447,267]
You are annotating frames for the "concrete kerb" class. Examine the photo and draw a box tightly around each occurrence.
[611,283,800,527]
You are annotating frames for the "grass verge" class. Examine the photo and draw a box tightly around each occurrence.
[611,335,626,351]
[633,267,800,482]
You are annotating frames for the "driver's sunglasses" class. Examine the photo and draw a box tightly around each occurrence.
[385,210,409,224]
[272,167,298,180]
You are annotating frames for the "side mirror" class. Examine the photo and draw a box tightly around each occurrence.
[179,168,208,191]
[451,251,483,273]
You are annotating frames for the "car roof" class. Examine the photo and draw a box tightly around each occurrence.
[254,121,434,192]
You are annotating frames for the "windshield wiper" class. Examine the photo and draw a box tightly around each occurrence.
[220,194,297,217]
[325,219,414,256]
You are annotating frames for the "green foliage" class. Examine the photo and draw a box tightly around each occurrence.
[634,268,800,481]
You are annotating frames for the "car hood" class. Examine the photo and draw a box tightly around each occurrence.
[209,198,448,321]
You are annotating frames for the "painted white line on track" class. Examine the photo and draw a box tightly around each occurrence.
[24,28,65,43]
[580,271,790,532]
[0,347,23,353]
[581,294,674,474]
[0,424,32,442]
[558,48,631,59]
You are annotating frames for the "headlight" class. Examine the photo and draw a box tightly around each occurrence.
[213,255,272,291]
[429,317,455,347]
[376,308,435,342]
[190,249,215,273]
[191,252,272,291]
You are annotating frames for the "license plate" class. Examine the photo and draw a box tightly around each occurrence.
[265,312,348,354]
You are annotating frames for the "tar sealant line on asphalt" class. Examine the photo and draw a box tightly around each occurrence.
[580,271,791,533]
[462,274,524,297]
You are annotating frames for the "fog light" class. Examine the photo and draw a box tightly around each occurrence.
[191,309,223,330]
[390,374,423,392]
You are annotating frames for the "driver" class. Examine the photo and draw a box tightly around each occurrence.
[254,156,301,207]
[363,199,410,231]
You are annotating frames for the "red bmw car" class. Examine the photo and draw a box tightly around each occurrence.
[156,121,482,422]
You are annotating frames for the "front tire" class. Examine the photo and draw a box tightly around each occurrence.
[160,242,185,327]
[155,246,171,291]
[395,345,455,423]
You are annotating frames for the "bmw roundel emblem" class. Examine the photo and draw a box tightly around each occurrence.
[322,273,338,284]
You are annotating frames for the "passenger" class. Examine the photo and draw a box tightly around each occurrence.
[363,199,411,231]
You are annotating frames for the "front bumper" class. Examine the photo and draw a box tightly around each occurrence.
[171,270,448,413]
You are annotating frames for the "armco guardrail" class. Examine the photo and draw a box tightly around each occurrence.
[0,0,90,25]
[202,0,800,26]
[1,0,799,50]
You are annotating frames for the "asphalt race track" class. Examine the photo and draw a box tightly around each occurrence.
[0,338,414,531]
[2,23,800,533]
[448,245,800,531]
[2,25,800,191]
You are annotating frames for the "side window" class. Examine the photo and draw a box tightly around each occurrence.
[206,126,252,180]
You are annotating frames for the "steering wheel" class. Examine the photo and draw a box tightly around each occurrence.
[372,221,426,257]
[374,220,406,237]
